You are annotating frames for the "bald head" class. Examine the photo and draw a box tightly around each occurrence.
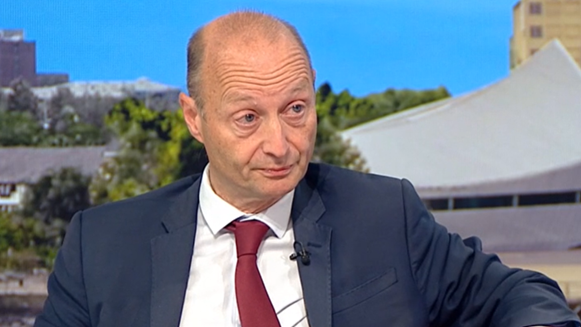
[186,11,312,110]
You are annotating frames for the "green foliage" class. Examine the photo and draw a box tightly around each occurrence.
[7,78,38,114]
[0,212,64,270]
[0,83,107,146]
[0,111,43,145]
[0,168,76,269]
[47,111,107,146]
[0,90,8,111]
[316,82,450,130]
[313,82,450,171]
[48,87,75,123]
[314,116,369,172]
[0,81,451,270]
[21,168,92,223]
[367,86,451,116]
[90,98,206,204]
[0,109,107,147]
[0,212,25,252]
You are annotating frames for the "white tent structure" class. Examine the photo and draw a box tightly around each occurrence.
[342,40,581,252]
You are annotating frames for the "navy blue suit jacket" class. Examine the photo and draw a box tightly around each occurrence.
[35,163,580,326]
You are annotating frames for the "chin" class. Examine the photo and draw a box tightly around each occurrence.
[260,177,300,197]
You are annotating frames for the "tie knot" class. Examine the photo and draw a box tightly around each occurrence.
[228,220,270,257]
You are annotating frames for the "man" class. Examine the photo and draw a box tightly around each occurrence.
[35,11,579,327]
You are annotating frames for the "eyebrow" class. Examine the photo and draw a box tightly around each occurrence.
[222,78,312,104]
[289,80,311,95]
[223,92,255,104]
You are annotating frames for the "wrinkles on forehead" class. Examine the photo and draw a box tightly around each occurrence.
[218,50,311,95]
[202,38,312,105]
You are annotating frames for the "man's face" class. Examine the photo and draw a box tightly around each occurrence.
[182,36,317,210]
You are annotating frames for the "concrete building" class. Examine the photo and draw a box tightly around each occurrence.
[342,40,581,253]
[0,29,69,87]
[30,77,181,104]
[510,0,581,68]
[0,30,36,87]
[342,40,581,300]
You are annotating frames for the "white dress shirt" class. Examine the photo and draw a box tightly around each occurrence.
[179,166,309,327]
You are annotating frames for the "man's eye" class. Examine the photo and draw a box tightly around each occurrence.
[242,114,255,123]
[290,104,304,113]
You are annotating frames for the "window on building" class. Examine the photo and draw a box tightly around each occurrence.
[454,195,514,210]
[424,199,449,211]
[531,25,543,38]
[530,2,543,15]
[518,192,577,206]
[423,190,580,212]
[0,184,16,197]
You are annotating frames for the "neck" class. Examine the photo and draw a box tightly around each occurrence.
[207,169,283,214]
[233,197,281,214]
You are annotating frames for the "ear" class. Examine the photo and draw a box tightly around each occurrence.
[180,92,205,144]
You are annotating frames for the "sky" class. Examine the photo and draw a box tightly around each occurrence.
[1,0,519,97]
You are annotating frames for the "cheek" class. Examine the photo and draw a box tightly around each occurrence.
[299,117,318,151]
[220,135,261,168]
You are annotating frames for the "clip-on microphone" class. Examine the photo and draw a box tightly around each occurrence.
[289,241,310,265]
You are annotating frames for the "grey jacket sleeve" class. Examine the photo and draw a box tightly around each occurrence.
[402,179,580,327]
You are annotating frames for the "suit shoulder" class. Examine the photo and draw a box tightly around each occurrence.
[307,162,403,194]
[82,174,200,222]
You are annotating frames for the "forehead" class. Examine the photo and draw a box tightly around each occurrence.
[204,36,312,99]
[210,33,309,72]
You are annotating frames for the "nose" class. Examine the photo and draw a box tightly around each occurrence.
[262,117,289,159]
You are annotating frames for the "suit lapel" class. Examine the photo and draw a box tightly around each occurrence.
[292,166,332,327]
[150,176,201,327]
[148,166,332,327]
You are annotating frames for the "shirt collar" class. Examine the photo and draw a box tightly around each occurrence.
[198,165,294,238]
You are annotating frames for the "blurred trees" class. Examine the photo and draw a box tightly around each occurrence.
[89,98,207,204]
[367,86,450,115]
[0,111,43,146]
[8,79,38,114]
[0,88,9,111]
[0,109,106,146]
[21,167,92,223]
[2,167,92,270]
[314,116,368,172]
[0,83,115,147]
[0,211,64,270]
[313,82,450,172]
[48,87,121,128]
[316,82,450,130]
[0,81,449,270]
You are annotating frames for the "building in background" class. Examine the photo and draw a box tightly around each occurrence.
[0,30,35,87]
[343,40,581,253]
[30,77,182,105]
[0,147,108,212]
[342,40,581,249]
[0,29,69,87]
[342,40,581,300]
[510,0,581,68]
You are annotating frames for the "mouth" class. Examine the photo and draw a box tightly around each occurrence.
[260,165,293,178]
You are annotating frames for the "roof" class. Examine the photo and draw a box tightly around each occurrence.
[497,250,581,266]
[33,78,180,100]
[0,78,180,100]
[435,204,581,252]
[342,40,581,194]
[0,146,106,183]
